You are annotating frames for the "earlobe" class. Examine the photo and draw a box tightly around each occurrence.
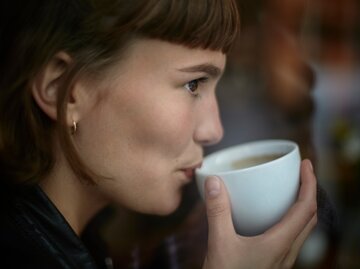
[31,52,73,121]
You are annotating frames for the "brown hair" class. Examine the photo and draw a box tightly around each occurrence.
[0,0,240,185]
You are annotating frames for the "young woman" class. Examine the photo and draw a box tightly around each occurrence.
[0,0,317,268]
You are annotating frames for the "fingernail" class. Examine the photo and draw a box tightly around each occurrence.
[205,176,221,198]
[308,160,313,172]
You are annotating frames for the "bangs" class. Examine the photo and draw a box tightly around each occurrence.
[111,0,240,53]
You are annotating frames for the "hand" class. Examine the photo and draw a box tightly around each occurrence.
[203,159,317,269]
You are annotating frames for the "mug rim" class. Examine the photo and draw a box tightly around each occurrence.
[196,139,299,175]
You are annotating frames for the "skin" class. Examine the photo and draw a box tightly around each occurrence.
[34,39,225,233]
[32,38,317,268]
[203,160,317,269]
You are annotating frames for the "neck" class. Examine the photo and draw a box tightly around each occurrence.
[39,156,108,235]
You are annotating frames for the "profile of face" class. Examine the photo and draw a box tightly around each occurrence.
[73,39,225,215]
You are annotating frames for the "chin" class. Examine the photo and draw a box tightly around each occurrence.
[155,206,178,216]
[151,195,182,216]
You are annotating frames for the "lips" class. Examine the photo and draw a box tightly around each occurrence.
[181,162,202,179]
[183,168,195,179]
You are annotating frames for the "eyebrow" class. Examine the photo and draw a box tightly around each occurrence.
[177,64,223,78]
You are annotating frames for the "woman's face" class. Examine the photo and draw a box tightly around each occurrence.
[76,39,225,215]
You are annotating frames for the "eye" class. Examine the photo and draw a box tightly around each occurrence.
[184,78,208,97]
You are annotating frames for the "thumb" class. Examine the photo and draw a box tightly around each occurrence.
[205,176,236,242]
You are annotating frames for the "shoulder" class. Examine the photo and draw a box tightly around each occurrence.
[0,184,100,269]
[0,198,64,269]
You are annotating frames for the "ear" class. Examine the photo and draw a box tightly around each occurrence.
[31,52,92,127]
[31,52,73,121]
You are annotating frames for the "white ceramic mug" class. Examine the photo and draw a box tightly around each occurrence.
[196,140,301,236]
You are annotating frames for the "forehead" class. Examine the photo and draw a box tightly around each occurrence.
[114,38,226,76]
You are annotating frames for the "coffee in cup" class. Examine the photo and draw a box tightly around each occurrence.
[232,153,284,170]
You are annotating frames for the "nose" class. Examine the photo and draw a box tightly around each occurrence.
[194,94,224,146]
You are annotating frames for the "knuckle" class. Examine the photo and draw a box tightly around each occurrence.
[310,200,318,213]
[303,207,317,227]
[206,202,229,218]
[312,213,318,227]
[305,200,317,217]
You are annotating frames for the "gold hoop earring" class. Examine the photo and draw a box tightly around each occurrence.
[71,121,77,135]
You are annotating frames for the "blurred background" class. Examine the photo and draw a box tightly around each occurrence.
[213,0,360,267]
[84,0,360,268]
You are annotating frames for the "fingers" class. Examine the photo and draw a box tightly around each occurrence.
[283,213,318,267]
[204,176,236,244]
[265,159,317,247]
[297,159,317,203]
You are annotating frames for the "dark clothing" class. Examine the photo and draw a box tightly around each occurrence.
[317,184,340,240]
[0,182,339,269]
[0,185,106,269]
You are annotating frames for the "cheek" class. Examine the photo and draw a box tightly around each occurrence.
[143,114,191,152]
[75,85,195,172]
[125,96,195,158]
[73,87,195,214]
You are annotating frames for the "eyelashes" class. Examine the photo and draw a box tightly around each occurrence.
[184,77,208,98]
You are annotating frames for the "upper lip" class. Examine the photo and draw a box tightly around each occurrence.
[181,162,203,171]
[180,162,203,179]
[180,162,202,179]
